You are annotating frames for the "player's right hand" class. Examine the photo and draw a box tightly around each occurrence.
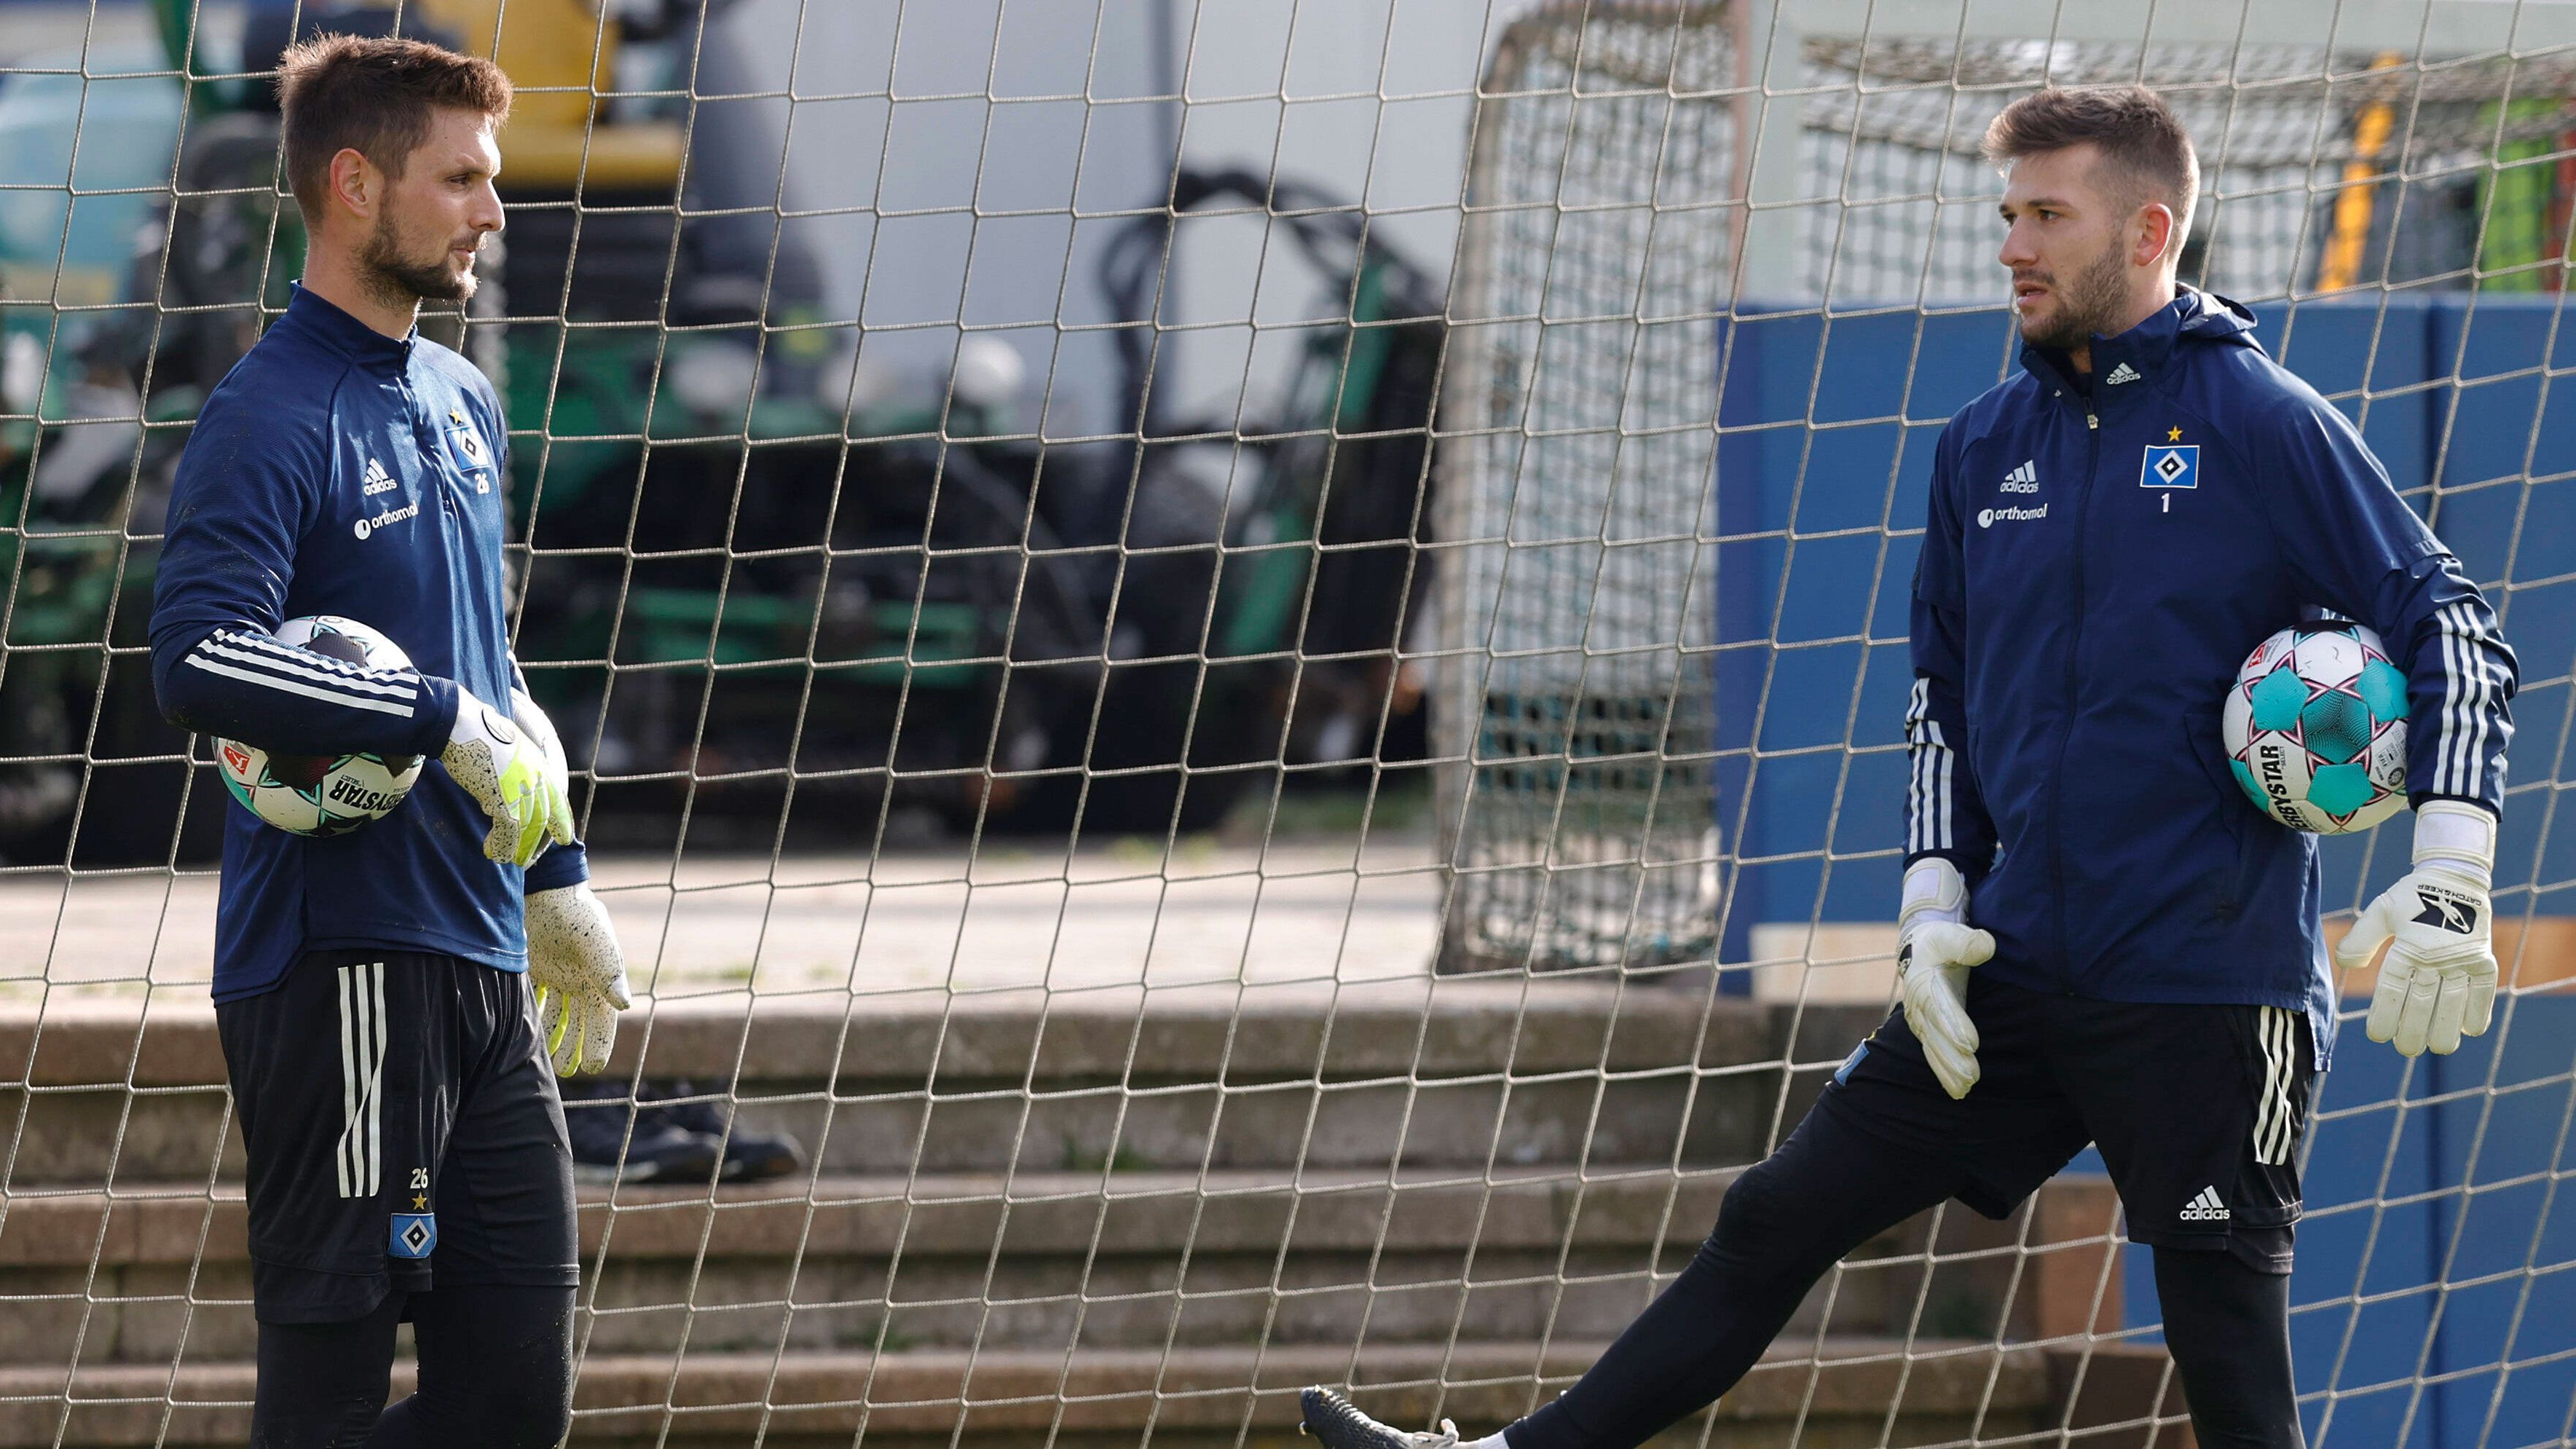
[509,686,578,851]
[440,691,560,866]
[1896,858,1993,1099]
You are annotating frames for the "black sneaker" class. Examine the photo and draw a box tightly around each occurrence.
[1299,1388,1459,1448]
[563,1083,724,1185]
[640,1079,806,1183]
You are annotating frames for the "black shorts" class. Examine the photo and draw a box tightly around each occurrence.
[216,949,580,1323]
[1822,974,2315,1273]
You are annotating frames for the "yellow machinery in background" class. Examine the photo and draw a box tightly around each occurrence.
[411,0,685,191]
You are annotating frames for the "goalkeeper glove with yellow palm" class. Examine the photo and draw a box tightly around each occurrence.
[509,685,578,850]
[527,882,631,1075]
[440,692,570,867]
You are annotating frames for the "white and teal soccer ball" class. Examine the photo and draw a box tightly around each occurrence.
[213,616,425,837]
[2221,623,2409,834]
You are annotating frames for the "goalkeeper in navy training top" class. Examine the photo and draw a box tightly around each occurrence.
[1303,85,2518,1449]
[149,34,633,1449]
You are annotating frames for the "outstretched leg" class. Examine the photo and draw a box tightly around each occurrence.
[1500,1101,1966,1448]
[1307,985,2087,1449]
[1304,1098,1973,1449]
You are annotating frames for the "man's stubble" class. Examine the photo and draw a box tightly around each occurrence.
[2019,235,2130,355]
[355,208,475,311]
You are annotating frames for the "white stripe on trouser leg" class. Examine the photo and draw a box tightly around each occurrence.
[2259,1008,2284,1166]
[363,962,386,1197]
[2252,1008,2276,1166]
[2251,1008,2291,1166]
[2272,1008,2298,1165]
[334,963,387,1199]
[335,966,360,1198]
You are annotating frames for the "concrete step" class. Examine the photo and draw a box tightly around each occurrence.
[0,984,1889,1182]
[0,1338,2189,1448]
[0,1170,2124,1365]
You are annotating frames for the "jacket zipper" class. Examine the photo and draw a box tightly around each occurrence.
[2047,400,2100,992]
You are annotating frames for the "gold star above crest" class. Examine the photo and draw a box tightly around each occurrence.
[449,406,468,425]
[413,1194,429,1209]
[2167,425,2183,442]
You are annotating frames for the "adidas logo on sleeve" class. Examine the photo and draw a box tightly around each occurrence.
[2179,1185,2232,1223]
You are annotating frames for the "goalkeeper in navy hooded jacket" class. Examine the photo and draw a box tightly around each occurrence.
[148,34,631,1449]
[1302,87,2517,1449]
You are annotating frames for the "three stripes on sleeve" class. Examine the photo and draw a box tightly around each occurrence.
[1905,676,1958,856]
[2427,598,2513,808]
[165,625,450,759]
[184,628,420,719]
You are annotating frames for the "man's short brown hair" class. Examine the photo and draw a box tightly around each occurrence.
[277,33,512,225]
[1982,85,2197,235]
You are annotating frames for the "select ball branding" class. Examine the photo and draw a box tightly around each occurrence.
[2220,623,2409,834]
[326,775,406,814]
[213,617,425,837]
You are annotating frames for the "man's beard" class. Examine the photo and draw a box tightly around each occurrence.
[356,213,474,308]
[2016,241,2128,352]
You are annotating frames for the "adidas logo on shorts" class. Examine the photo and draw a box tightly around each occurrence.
[2179,1185,2232,1223]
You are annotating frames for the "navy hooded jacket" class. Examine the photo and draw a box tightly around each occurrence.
[1906,288,2516,1068]
[151,285,588,1003]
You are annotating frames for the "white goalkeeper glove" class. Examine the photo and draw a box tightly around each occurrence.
[1898,858,1994,1100]
[440,690,572,867]
[509,685,578,853]
[2341,799,2499,1058]
[527,882,631,1075]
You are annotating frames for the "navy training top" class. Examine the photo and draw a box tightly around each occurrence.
[1905,288,2518,1070]
[152,284,588,1003]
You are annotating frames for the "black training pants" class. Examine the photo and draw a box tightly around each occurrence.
[248,1282,577,1448]
[1502,1095,2304,1448]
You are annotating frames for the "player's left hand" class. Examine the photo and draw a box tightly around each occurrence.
[527,882,631,1075]
[2341,799,2499,1058]
[508,687,578,858]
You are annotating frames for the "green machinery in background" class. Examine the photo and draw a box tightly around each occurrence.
[0,0,1443,860]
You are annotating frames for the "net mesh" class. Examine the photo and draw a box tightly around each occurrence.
[0,3,2570,1448]
[1434,7,1733,973]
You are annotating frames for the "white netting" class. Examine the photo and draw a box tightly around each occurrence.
[0,3,2571,1448]
[1807,37,2576,302]
[1434,7,1731,974]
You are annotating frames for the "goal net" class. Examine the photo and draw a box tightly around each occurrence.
[0,1,2571,1446]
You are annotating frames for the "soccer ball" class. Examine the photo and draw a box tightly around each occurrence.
[213,616,425,837]
[2220,623,2408,834]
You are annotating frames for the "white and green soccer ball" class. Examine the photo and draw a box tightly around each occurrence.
[2221,623,2409,834]
[213,616,425,837]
